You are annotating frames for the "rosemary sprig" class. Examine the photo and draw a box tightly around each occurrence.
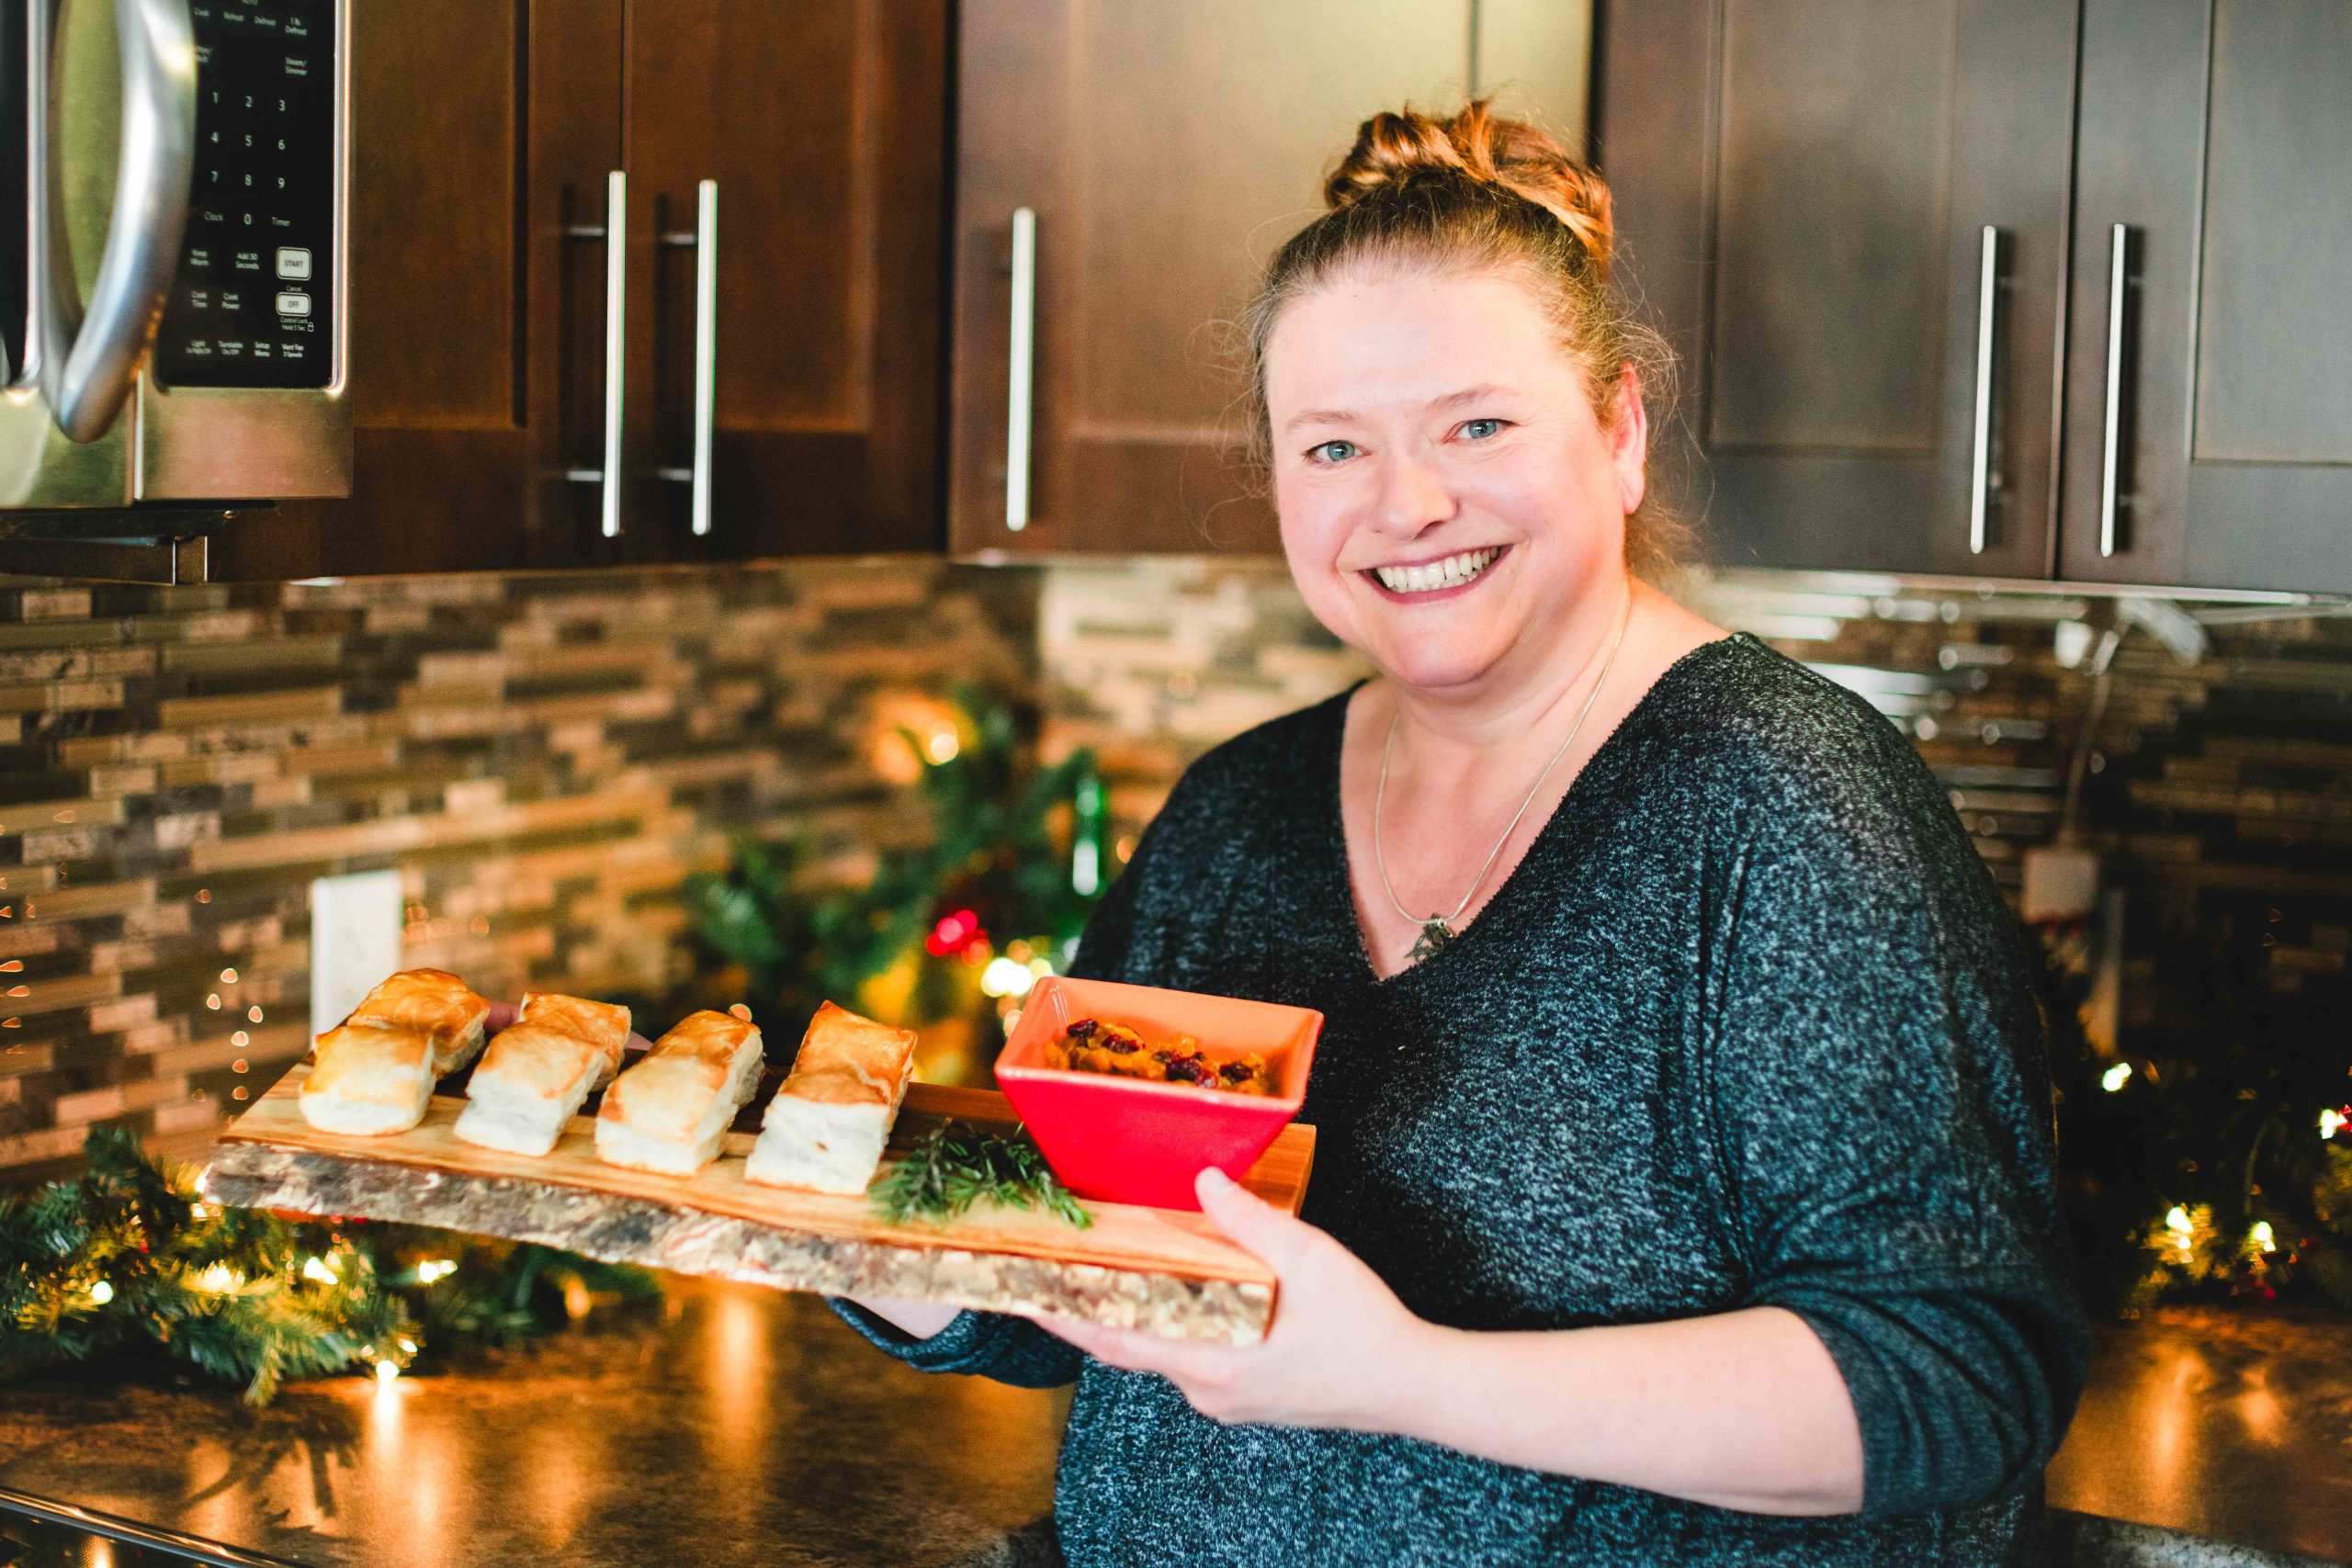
[871,1121,1092,1230]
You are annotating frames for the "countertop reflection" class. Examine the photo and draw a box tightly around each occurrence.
[0,1280,1060,1568]
[2,1291,2346,1566]
[2046,1305,2352,1563]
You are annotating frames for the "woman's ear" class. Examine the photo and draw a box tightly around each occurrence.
[1610,362,1648,517]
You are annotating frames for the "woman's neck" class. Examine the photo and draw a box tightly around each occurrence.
[1380,579,1641,789]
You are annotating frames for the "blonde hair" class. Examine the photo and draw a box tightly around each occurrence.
[1241,100,1686,578]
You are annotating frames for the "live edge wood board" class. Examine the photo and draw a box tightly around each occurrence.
[198,1062,1317,1345]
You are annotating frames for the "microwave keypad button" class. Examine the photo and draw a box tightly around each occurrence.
[156,0,334,389]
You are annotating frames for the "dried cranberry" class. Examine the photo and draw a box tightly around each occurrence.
[1218,1061,1255,1084]
[1101,1036,1139,1054]
[1067,1019,1098,1039]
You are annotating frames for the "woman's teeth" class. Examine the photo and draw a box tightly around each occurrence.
[1372,547,1498,594]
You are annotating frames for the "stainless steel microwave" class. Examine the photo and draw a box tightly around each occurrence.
[0,0,348,511]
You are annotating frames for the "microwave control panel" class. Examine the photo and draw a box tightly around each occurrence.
[153,0,336,389]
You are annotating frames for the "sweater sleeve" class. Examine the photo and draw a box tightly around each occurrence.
[1702,728,2091,1519]
[824,765,1186,1386]
[827,1296,1083,1387]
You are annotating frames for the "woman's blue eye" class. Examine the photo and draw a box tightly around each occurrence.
[1459,418,1508,440]
[1306,440,1359,465]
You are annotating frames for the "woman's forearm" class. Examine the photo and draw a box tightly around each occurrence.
[1391,1305,1865,1516]
[842,1294,963,1340]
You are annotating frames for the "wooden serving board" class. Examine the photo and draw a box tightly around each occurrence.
[198,1059,1317,1344]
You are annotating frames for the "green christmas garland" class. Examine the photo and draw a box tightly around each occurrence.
[1,1126,660,1405]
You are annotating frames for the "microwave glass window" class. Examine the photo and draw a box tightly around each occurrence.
[154,0,334,389]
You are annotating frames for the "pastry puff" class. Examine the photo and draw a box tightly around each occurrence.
[743,1001,917,1194]
[452,992,630,1157]
[593,1010,764,1176]
[345,968,492,1076]
[516,990,632,1089]
[300,1023,436,1135]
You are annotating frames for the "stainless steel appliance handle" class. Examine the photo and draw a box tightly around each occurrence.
[564,170,628,537]
[41,0,197,444]
[2098,223,2133,558]
[1967,225,2003,556]
[657,180,717,536]
[1005,206,1035,532]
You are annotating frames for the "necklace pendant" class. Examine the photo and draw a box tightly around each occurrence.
[1408,918,1454,964]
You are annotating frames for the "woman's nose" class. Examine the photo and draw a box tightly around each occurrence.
[1369,451,1457,536]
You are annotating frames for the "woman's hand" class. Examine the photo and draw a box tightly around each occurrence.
[1033,1166,1435,1431]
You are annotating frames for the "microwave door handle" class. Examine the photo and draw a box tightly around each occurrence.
[42,0,196,444]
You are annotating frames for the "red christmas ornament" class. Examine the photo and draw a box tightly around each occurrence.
[925,908,986,958]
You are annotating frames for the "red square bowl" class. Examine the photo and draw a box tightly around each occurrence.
[994,976,1322,1212]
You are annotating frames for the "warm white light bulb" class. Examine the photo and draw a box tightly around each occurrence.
[2100,1062,2132,1092]
[87,1280,114,1305]
[374,1359,399,1383]
[2250,1221,2277,1254]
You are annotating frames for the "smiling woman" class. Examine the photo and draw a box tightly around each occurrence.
[833,101,2087,1568]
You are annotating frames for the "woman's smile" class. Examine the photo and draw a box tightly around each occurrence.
[1363,545,1509,602]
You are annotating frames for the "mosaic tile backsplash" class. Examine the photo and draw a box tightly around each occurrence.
[0,562,1035,1180]
[6,552,2351,1182]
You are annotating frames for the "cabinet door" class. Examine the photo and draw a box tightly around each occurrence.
[211,1,623,579]
[948,0,1590,557]
[1598,0,2077,579]
[622,0,949,560]
[2058,1,2352,592]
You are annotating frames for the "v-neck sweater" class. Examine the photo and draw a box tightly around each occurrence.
[835,631,2090,1566]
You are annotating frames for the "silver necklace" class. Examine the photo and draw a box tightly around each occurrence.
[1372,594,1634,964]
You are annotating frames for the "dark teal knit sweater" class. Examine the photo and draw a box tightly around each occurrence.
[837,632,2089,1565]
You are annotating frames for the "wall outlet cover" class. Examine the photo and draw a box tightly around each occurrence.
[310,870,404,1032]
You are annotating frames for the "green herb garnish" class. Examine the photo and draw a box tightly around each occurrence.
[871,1122,1091,1230]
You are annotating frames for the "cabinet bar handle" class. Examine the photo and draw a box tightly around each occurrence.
[657,181,718,536]
[688,179,717,536]
[564,171,628,537]
[1967,225,2004,556]
[2098,222,2133,558]
[1006,206,1036,531]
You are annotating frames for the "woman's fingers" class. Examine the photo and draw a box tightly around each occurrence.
[1195,1166,1321,1273]
[1035,1313,1238,1383]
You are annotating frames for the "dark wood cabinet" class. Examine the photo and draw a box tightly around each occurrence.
[1597,0,2078,582]
[216,0,947,580]
[623,0,947,561]
[947,0,1592,557]
[214,0,620,579]
[2057,0,2352,592]
[1602,0,2352,594]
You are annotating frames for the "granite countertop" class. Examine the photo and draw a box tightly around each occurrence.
[0,1279,1059,1568]
[1,1282,2346,1567]
[2046,1306,2352,1564]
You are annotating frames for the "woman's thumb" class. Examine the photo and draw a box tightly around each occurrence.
[1196,1166,1317,1269]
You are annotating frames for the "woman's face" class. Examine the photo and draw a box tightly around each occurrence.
[1265,265,1645,695]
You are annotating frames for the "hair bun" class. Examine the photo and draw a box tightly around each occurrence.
[1323,100,1613,282]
